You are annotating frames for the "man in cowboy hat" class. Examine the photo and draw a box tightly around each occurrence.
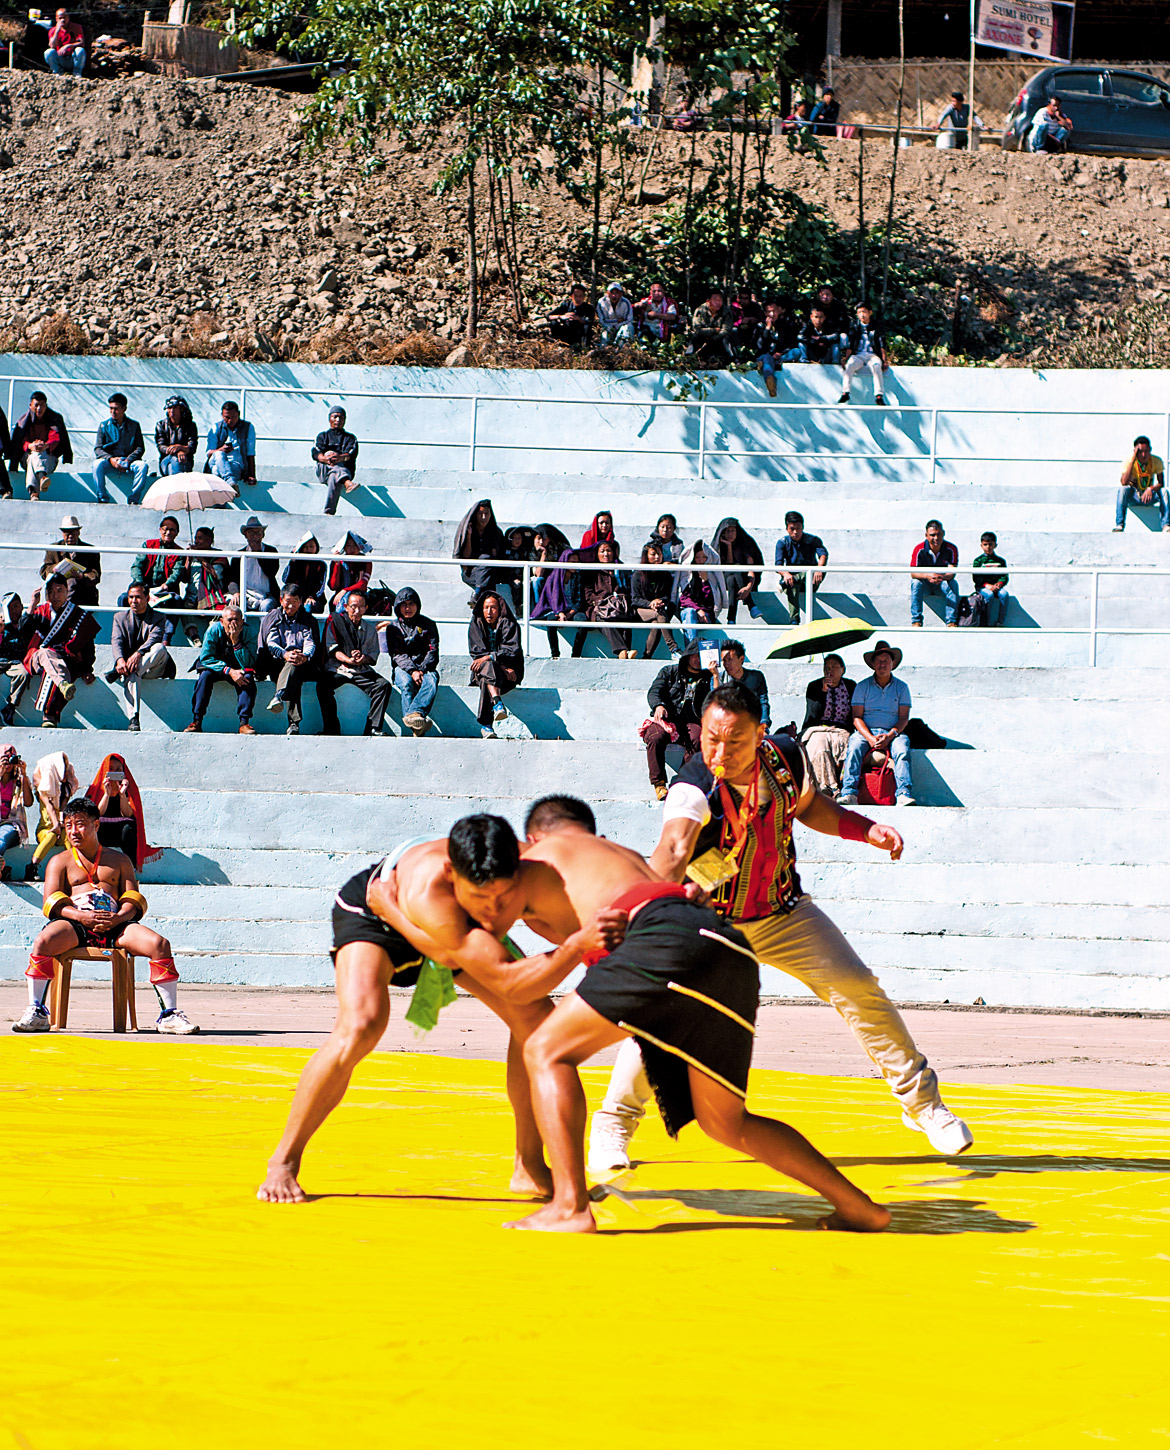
[838,639,913,807]
[236,516,280,615]
[40,515,101,607]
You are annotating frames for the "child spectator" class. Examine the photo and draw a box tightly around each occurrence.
[673,539,725,643]
[646,513,685,562]
[753,300,801,395]
[972,531,1011,627]
[798,305,839,365]
[839,301,889,405]
[632,541,680,660]
[712,517,764,622]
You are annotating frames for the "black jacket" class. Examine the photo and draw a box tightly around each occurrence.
[801,676,857,732]
[632,569,673,610]
[155,411,199,462]
[712,517,764,586]
[384,587,440,672]
[312,427,359,479]
[453,499,508,588]
[468,592,524,682]
[647,652,709,725]
[798,321,838,364]
[846,321,887,357]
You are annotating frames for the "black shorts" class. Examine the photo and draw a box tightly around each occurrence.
[331,865,450,988]
[66,920,132,951]
[575,897,759,1138]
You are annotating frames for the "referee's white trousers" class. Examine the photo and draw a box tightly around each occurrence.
[598,896,942,1120]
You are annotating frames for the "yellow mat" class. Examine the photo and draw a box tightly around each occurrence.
[0,1038,1167,1450]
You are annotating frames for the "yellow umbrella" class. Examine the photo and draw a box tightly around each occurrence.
[766,617,876,660]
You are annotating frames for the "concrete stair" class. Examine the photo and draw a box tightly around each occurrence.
[1,361,1167,1011]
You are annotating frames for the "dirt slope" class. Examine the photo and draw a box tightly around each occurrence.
[0,70,1167,364]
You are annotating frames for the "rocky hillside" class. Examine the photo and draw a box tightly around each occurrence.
[0,70,1167,366]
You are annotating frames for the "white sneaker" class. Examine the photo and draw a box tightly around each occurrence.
[157,1008,200,1035]
[12,1002,50,1033]
[896,795,916,806]
[266,695,285,715]
[492,701,509,723]
[587,1108,639,1174]
[902,1103,974,1155]
[837,793,858,805]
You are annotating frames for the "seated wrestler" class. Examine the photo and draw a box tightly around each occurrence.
[11,796,199,1035]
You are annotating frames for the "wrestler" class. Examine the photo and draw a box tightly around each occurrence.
[11,795,198,1035]
[256,825,621,1204]
[369,797,890,1235]
[589,681,972,1173]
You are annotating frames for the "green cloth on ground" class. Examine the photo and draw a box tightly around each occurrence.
[404,936,523,1033]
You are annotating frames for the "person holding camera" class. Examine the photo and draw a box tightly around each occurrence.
[0,746,32,882]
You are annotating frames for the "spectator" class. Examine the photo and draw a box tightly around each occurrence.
[326,530,373,611]
[106,583,175,733]
[531,524,571,658]
[731,282,763,356]
[642,641,709,799]
[205,400,256,488]
[130,515,185,600]
[503,526,537,617]
[581,511,618,550]
[636,281,679,346]
[532,543,585,662]
[237,517,280,615]
[84,753,161,868]
[182,525,232,631]
[0,593,35,726]
[1028,96,1073,154]
[0,403,8,489]
[28,750,78,881]
[468,590,524,739]
[810,87,840,136]
[674,539,725,643]
[595,282,635,347]
[632,541,681,660]
[186,605,257,735]
[781,98,813,136]
[813,284,851,352]
[798,305,840,366]
[774,511,828,624]
[575,540,633,658]
[753,300,802,395]
[258,585,320,737]
[1115,435,1169,532]
[40,514,101,606]
[385,586,440,736]
[312,406,359,516]
[154,395,198,476]
[21,575,97,727]
[454,498,508,603]
[719,640,770,729]
[548,285,595,351]
[7,390,72,501]
[318,589,391,738]
[0,746,32,883]
[972,530,1011,627]
[646,512,685,562]
[94,392,150,505]
[839,640,914,807]
[282,532,328,614]
[690,289,735,367]
[43,6,84,75]
[712,516,764,623]
[937,90,983,150]
[839,301,888,406]
[800,652,857,797]
[910,519,960,628]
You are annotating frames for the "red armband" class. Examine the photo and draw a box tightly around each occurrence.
[838,811,876,843]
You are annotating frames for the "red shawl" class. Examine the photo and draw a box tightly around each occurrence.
[84,753,163,871]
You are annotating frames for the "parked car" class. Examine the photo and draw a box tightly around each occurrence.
[1002,66,1170,157]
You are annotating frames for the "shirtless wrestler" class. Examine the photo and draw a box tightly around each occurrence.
[11,794,198,1035]
[370,796,890,1236]
[256,823,622,1204]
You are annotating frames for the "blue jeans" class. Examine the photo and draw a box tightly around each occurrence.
[910,576,960,625]
[45,45,85,74]
[94,457,151,504]
[1116,485,1170,529]
[209,453,246,484]
[394,667,438,718]
[0,822,20,858]
[840,730,912,799]
[680,607,719,645]
[980,585,1010,626]
[159,454,194,476]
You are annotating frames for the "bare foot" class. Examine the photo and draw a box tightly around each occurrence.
[256,1159,308,1203]
[504,1202,597,1233]
[509,1157,554,1199]
[818,1199,891,1233]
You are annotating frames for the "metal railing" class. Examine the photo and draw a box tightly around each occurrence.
[6,372,1170,486]
[4,540,1169,668]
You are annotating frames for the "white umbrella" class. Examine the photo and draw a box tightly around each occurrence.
[139,476,238,540]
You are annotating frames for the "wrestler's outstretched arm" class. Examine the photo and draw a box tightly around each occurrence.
[365,874,623,1003]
